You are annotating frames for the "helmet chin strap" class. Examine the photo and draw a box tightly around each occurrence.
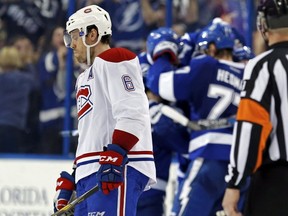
[82,36,101,66]
[86,47,91,66]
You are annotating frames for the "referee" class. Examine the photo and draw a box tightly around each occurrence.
[222,0,288,216]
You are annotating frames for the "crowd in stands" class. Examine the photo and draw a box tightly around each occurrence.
[0,0,258,156]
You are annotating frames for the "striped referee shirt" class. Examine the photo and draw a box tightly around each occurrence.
[226,41,288,188]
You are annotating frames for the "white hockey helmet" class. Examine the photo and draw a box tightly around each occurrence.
[64,5,112,47]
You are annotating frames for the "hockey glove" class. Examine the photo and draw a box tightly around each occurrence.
[146,27,179,64]
[96,144,128,195]
[53,171,75,212]
[152,40,179,64]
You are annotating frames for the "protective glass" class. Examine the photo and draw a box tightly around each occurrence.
[63,31,72,47]
[63,30,85,48]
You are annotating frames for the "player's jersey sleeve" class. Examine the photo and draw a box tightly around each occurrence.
[226,51,274,188]
[173,55,217,102]
[146,55,175,98]
[98,48,150,142]
[138,51,152,75]
[147,54,217,102]
[178,32,199,66]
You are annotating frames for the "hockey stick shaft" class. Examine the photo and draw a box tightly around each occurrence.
[161,105,235,130]
[51,184,99,216]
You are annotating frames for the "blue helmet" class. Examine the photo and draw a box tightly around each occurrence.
[196,22,235,51]
[146,27,179,59]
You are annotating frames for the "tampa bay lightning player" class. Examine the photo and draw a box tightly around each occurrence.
[136,41,190,216]
[146,22,250,216]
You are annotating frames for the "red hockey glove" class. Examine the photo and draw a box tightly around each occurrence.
[53,171,75,212]
[96,144,128,195]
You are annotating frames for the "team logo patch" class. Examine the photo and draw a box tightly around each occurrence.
[76,85,93,120]
[122,75,135,91]
[84,8,92,13]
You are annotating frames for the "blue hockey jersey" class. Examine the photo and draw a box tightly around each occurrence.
[178,31,199,66]
[147,54,245,161]
[149,101,189,182]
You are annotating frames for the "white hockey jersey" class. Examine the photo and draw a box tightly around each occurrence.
[74,47,156,189]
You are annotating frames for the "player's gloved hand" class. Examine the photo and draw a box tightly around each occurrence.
[96,144,128,195]
[152,40,179,64]
[146,27,179,64]
[53,171,75,212]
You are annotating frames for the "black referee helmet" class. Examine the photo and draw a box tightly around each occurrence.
[257,0,288,41]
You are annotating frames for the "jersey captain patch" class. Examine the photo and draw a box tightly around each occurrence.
[76,85,93,120]
[122,75,135,91]
[87,68,94,81]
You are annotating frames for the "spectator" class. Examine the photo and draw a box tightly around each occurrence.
[12,35,39,79]
[0,0,66,49]
[85,0,166,54]
[37,26,77,154]
[0,19,7,49]
[0,46,38,153]
[12,35,41,152]
[173,0,202,33]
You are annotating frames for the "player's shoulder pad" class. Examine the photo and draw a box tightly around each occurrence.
[98,47,136,63]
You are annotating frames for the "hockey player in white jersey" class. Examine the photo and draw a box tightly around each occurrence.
[53,5,156,216]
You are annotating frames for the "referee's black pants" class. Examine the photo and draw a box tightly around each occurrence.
[244,161,288,216]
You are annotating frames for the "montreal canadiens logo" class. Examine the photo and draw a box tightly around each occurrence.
[76,85,93,120]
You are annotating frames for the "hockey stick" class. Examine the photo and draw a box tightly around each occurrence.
[51,184,99,216]
[160,105,235,130]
